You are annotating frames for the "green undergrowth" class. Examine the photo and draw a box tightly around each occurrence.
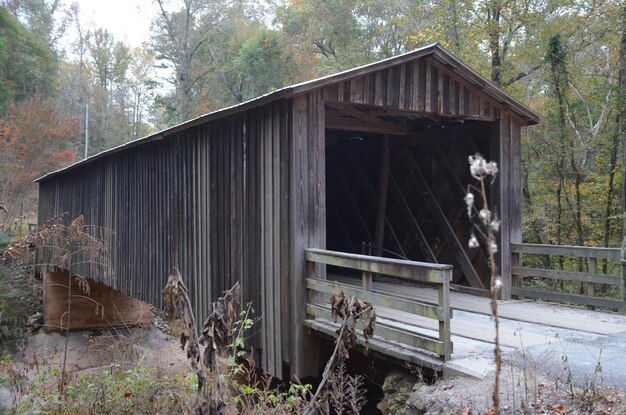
[0,265,40,344]
[7,364,197,414]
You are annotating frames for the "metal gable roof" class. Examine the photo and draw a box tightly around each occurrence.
[36,43,540,182]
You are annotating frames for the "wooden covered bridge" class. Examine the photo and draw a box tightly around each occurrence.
[36,44,626,380]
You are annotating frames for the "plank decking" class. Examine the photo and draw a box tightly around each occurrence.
[305,274,626,377]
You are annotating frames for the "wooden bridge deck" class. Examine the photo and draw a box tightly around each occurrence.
[305,273,626,376]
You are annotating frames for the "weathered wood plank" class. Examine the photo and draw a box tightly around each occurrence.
[304,319,444,371]
[290,94,309,379]
[305,249,451,283]
[425,60,432,112]
[510,120,522,253]
[305,305,445,355]
[374,70,383,106]
[306,278,445,320]
[417,59,426,111]
[512,266,621,285]
[510,243,621,260]
[437,270,451,360]
[511,287,626,309]
[404,61,412,109]
[279,99,292,361]
[496,116,512,298]
[399,63,406,108]
[350,76,364,103]
[272,102,282,375]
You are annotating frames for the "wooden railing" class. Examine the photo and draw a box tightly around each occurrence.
[304,248,453,362]
[511,243,626,309]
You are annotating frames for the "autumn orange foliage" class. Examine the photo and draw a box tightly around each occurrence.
[0,97,78,222]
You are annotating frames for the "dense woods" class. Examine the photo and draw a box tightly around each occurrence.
[0,0,624,251]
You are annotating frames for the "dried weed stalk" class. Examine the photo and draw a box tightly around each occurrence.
[163,274,244,414]
[329,362,366,415]
[465,153,502,413]
[3,214,112,397]
[200,281,241,371]
[162,268,208,396]
[4,214,112,279]
[306,291,375,414]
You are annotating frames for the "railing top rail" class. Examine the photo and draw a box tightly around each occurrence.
[305,248,452,284]
[511,243,621,260]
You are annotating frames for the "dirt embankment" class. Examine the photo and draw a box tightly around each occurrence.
[378,361,626,415]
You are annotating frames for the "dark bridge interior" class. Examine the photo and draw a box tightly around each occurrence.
[324,106,495,290]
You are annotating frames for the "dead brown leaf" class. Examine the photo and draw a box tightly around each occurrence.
[551,403,566,414]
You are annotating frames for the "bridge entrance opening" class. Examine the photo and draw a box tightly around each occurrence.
[324,104,495,291]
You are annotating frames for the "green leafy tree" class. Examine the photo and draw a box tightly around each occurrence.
[0,6,57,110]
[150,0,229,124]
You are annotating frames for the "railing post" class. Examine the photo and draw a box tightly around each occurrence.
[622,236,626,302]
[362,271,372,291]
[438,269,452,361]
[587,257,596,310]
[307,259,318,306]
[511,247,523,299]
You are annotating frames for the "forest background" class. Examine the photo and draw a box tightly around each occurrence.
[0,0,624,252]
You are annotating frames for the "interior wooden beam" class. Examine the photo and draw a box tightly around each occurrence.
[327,100,486,125]
[349,154,407,258]
[325,112,410,135]
[387,122,490,147]
[388,170,438,262]
[326,101,411,134]
[399,152,485,289]
[375,137,391,253]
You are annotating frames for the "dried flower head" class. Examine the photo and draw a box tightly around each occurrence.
[479,208,491,225]
[489,239,498,254]
[464,192,475,217]
[468,153,498,181]
[489,218,501,233]
[468,234,479,249]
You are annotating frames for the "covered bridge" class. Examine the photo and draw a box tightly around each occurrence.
[37,43,540,379]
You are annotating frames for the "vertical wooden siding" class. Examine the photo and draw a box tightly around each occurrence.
[290,90,326,378]
[38,100,293,378]
[322,57,501,121]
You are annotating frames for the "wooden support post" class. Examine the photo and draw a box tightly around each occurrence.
[438,268,452,361]
[511,250,523,300]
[362,271,372,291]
[375,136,391,253]
[587,257,596,310]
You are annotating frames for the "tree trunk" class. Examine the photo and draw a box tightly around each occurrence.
[602,122,619,275]
[617,6,626,233]
[488,2,502,86]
